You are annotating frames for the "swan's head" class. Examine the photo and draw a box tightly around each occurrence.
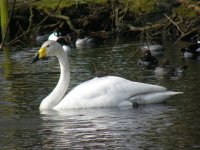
[32,40,63,63]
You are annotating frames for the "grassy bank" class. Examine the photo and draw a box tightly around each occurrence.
[2,0,199,46]
[32,0,159,15]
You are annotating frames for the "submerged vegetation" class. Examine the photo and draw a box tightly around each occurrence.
[0,0,199,47]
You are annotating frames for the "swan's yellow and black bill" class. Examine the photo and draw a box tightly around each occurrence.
[32,47,47,63]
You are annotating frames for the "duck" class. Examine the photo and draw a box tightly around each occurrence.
[48,32,60,41]
[48,30,72,54]
[181,40,200,59]
[36,27,49,43]
[56,36,72,54]
[75,31,105,49]
[139,40,164,56]
[141,44,164,51]
[32,40,183,111]
[48,27,66,41]
[48,29,66,41]
[155,59,188,77]
[137,49,158,69]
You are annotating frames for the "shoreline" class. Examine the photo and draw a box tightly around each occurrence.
[1,0,199,46]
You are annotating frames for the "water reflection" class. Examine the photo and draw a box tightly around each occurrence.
[40,105,175,149]
[1,47,13,80]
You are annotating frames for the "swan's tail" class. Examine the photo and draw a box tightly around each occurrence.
[130,91,183,105]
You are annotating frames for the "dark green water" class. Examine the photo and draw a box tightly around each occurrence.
[0,38,200,149]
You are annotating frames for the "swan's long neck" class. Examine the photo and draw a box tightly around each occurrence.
[39,50,70,110]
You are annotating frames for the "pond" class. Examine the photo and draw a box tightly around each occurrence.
[0,37,200,149]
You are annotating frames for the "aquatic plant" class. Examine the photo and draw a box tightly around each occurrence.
[0,0,9,40]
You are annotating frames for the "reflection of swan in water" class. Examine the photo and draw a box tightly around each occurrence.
[40,105,175,149]
[32,40,182,111]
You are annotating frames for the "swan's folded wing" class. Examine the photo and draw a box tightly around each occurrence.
[53,76,167,109]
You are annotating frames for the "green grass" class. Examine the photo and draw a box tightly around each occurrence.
[125,0,158,14]
[33,0,107,10]
[32,0,158,15]
[174,5,198,19]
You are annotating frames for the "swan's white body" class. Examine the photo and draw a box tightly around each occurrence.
[34,41,182,111]
[53,76,171,110]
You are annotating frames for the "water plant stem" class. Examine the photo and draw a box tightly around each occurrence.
[0,0,16,50]
[0,0,9,41]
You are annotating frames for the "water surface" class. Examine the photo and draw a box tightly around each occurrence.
[0,38,200,149]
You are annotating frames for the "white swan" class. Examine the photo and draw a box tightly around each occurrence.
[32,40,183,111]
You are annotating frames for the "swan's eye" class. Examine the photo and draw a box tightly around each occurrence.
[46,45,49,48]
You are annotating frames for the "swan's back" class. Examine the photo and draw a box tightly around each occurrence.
[53,76,167,110]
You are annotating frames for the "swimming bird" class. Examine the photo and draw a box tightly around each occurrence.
[48,30,72,54]
[36,27,49,43]
[75,31,105,49]
[155,59,188,77]
[141,44,164,51]
[56,37,72,54]
[48,31,62,41]
[140,42,164,56]
[36,34,49,43]
[181,41,200,59]
[32,40,183,111]
[137,49,158,69]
